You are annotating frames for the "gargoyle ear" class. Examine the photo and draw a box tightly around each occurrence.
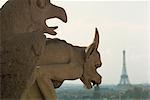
[85,28,99,58]
[85,43,95,58]
[36,0,46,8]
[94,28,99,49]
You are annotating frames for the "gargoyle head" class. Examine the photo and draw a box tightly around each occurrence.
[29,0,67,35]
[1,0,67,36]
[80,28,102,89]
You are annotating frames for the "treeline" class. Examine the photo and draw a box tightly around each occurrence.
[56,84,150,100]
[93,85,150,99]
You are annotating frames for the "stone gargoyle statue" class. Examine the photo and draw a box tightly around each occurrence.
[0,0,67,99]
[22,28,102,100]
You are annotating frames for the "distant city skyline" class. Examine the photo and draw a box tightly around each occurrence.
[0,0,149,85]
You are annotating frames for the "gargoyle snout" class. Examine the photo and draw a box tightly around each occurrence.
[46,4,67,23]
[55,7,67,23]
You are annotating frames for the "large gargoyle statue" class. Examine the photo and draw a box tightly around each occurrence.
[0,0,67,99]
[22,28,102,100]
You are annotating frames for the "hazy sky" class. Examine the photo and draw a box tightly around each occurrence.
[1,0,150,85]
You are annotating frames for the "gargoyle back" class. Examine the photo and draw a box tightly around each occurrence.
[37,38,71,65]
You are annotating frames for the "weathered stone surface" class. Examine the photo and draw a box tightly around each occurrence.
[37,28,102,89]
[0,0,67,99]
[1,33,46,99]
[22,28,102,100]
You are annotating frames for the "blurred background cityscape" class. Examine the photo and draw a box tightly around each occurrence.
[56,83,150,100]
[55,50,150,100]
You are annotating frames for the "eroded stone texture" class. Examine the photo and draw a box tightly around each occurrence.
[37,28,102,90]
[0,0,67,99]
[22,28,102,100]
[1,33,46,99]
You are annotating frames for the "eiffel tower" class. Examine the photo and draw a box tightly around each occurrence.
[118,50,130,85]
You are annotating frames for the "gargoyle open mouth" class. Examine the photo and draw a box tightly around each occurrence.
[43,6,67,35]
[44,16,67,35]
[91,80,100,86]
[84,80,100,89]
[80,76,101,89]
[44,24,59,35]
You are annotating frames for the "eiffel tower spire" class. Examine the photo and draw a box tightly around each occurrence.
[118,50,130,85]
[122,50,127,75]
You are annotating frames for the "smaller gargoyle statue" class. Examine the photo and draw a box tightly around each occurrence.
[22,28,102,100]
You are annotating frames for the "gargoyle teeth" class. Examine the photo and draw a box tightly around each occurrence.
[91,80,96,86]
[93,83,96,86]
